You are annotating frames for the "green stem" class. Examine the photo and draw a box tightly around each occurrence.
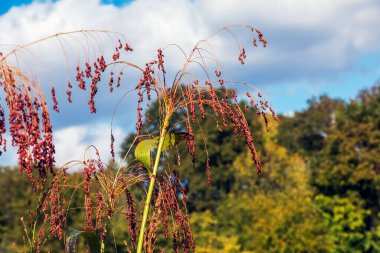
[136,115,170,253]
[101,240,105,253]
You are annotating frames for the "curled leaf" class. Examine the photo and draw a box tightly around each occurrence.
[134,132,187,171]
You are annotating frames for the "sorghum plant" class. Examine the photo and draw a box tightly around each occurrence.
[0,25,275,252]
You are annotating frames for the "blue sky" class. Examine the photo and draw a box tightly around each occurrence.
[0,0,131,14]
[1,0,380,165]
[0,0,34,15]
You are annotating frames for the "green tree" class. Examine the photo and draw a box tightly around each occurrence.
[312,87,380,215]
[278,95,343,156]
[192,125,328,252]
[315,194,370,253]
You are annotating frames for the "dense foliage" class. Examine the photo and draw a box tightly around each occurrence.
[2,85,380,252]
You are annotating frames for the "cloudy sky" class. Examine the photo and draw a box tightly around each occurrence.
[1,0,380,166]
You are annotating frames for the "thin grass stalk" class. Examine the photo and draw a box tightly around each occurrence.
[101,240,105,253]
[136,114,170,253]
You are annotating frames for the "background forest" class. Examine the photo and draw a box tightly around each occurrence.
[1,84,380,252]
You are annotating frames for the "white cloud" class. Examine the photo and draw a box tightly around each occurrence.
[0,123,125,167]
[0,0,378,80]
[1,0,380,166]
[54,123,125,166]
[283,111,295,117]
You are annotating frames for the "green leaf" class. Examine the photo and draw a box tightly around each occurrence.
[66,230,101,253]
[134,132,186,170]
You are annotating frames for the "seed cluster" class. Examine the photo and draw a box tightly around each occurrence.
[144,176,194,253]
[48,169,67,240]
[0,33,134,191]
[0,106,6,155]
[125,189,137,249]
[67,40,133,113]
[0,65,55,190]
[132,26,274,177]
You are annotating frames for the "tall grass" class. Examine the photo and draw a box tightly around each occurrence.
[0,25,274,252]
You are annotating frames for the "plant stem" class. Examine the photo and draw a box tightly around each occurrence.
[101,240,105,253]
[136,115,170,253]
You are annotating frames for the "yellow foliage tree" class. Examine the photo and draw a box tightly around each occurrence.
[193,123,330,252]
